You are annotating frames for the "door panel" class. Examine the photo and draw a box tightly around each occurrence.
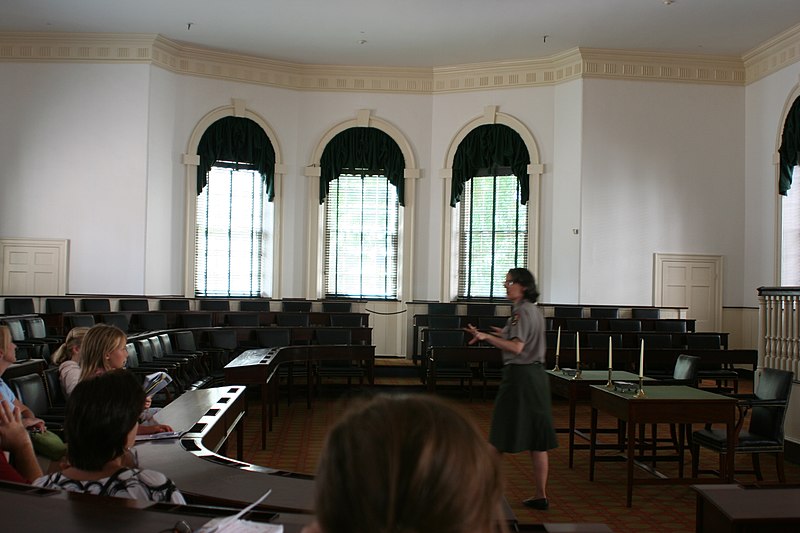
[0,239,68,295]
[655,254,722,332]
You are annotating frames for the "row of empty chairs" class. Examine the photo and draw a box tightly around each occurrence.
[422,328,726,354]
[2,297,354,315]
[424,302,667,319]
[56,311,367,334]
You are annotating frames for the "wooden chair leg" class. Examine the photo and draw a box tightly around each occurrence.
[752,453,763,481]
[719,453,726,479]
[691,443,700,477]
[776,453,786,483]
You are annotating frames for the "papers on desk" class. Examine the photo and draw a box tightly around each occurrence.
[196,490,282,533]
[135,430,185,442]
[196,518,282,533]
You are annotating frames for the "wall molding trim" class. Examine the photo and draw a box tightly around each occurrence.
[2,27,799,93]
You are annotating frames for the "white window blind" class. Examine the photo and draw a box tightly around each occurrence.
[324,173,399,299]
[782,165,800,285]
[195,166,273,297]
[458,174,527,299]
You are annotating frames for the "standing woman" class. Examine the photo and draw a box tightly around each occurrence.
[465,267,557,511]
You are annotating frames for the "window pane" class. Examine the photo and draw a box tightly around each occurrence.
[195,167,271,297]
[458,175,527,299]
[324,173,399,299]
[782,166,800,285]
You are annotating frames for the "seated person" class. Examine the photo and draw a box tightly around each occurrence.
[303,394,507,533]
[0,399,42,483]
[79,324,172,435]
[33,369,185,503]
[0,325,46,433]
[52,326,90,396]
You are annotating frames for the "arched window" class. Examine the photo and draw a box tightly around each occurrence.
[194,116,276,297]
[780,96,800,285]
[320,127,405,299]
[451,124,530,299]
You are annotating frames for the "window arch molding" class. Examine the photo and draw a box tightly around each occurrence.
[182,99,286,298]
[304,109,420,300]
[775,84,800,284]
[439,106,544,301]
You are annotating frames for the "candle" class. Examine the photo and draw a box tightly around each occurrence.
[639,338,645,378]
[608,336,613,369]
[556,326,561,356]
[576,333,580,364]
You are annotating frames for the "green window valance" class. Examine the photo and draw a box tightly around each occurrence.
[779,96,800,196]
[320,127,406,206]
[451,124,530,207]
[197,116,276,201]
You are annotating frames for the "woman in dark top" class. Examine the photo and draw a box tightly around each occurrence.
[33,370,185,504]
[465,267,557,511]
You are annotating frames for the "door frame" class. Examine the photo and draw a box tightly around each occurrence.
[653,253,723,331]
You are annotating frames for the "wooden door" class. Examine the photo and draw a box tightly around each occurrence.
[0,239,68,295]
[654,253,722,331]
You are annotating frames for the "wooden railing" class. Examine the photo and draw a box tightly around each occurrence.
[758,286,800,379]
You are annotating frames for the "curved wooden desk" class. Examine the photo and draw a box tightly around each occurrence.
[135,385,316,515]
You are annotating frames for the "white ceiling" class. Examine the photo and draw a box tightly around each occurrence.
[2,0,800,68]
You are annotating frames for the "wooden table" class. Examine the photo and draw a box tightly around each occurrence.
[224,345,376,448]
[693,484,800,532]
[589,385,736,507]
[547,369,655,468]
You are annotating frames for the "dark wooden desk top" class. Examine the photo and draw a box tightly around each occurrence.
[693,484,800,522]
[0,482,308,532]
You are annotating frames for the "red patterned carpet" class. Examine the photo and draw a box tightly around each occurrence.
[240,370,799,533]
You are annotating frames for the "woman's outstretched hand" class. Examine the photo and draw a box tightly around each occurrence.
[464,323,484,345]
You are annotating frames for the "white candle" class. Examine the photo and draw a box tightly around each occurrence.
[639,338,645,378]
[608,336,613,369]
[576,333,580,364]
[556,326,561,356]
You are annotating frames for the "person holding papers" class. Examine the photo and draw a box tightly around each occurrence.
[78,324,172,435]
[33,370,185,503]
[464,268,557,511]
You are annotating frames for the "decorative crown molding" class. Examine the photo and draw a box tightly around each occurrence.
[579,48,746,85]
[1,29,799,93]
[744,22,800,84]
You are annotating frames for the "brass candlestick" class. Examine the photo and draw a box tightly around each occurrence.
[605,367,614,388]
[553,352,560,372]
[634,376,646,398]
[572,359,582,380]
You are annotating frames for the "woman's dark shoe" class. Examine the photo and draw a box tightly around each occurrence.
[523,497,549,510]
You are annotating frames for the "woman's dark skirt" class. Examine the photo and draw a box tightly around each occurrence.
[489,363,558,453]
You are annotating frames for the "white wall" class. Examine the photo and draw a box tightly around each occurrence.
[580,79,746,306]
[744,65,800,305]
[0,62,151,295]
[549,79,583,304]
[1,58,792,314]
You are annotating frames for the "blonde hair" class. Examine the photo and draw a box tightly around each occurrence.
[0,325,11,357]
[314,394,507,533]
[79,324,127,381]
[52,326,90,366]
